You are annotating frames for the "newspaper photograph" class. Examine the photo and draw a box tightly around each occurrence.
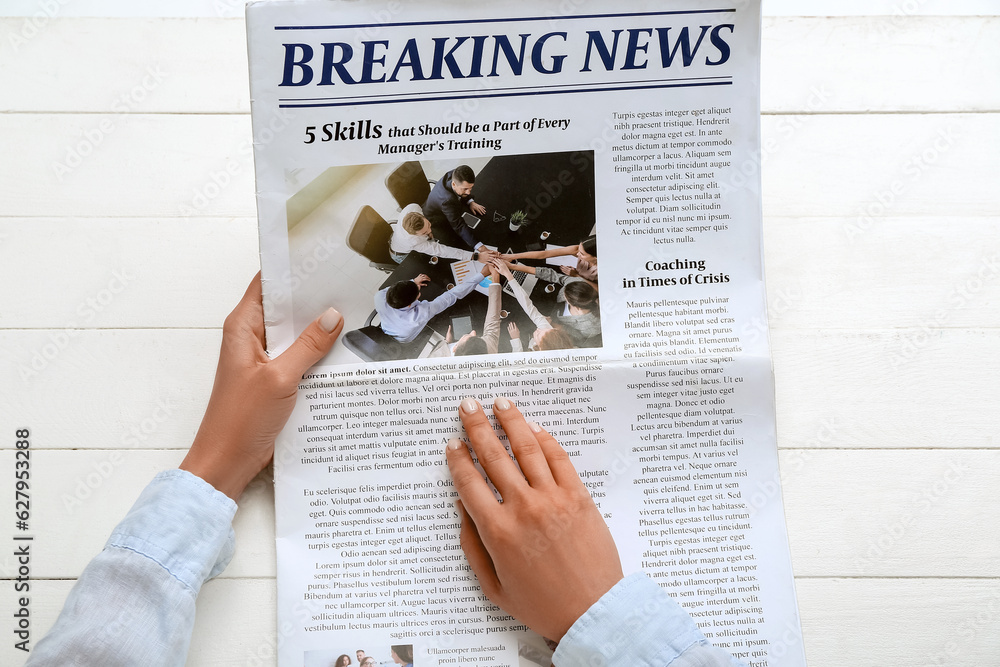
[246,1,805,665]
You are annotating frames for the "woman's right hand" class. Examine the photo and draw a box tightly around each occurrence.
[491,258,514,279]
[560,265,578,277]
[445,397,624,641]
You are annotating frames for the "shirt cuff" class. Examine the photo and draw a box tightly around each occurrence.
[554,572,708,666]
[106,469,238,593]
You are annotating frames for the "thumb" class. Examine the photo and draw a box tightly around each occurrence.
[273,307,343,377]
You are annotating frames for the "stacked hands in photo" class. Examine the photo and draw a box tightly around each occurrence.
[27,275,743,667]
[378,247,601,354]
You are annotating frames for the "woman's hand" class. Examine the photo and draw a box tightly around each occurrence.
[491,258,514,280]
[179,274,344,500]
[446,397,624,640]
[560,265,579,277]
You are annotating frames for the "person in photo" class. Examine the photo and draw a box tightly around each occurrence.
[424,164,487,249]
[375,263,490,343]
[389,203,496,264]
[504,235,598,288]
[389,645,414,667]
[550,279,601,347]
[451,260,503,356]
[495,261,576,352]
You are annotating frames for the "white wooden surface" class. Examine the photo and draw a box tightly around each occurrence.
[1,11,999,667]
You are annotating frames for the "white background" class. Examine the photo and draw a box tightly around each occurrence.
[2,2,999,666]
[0,0,999,16]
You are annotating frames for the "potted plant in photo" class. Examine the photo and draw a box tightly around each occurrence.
[508,209,528,232]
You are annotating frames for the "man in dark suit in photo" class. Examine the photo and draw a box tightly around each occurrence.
[424,164,487,250]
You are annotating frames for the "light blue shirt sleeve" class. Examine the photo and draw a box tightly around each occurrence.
[376,269,486,342]
[554,572,747,667]
[420,268,483,319]
[27,470,237,667]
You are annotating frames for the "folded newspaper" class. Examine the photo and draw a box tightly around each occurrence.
[247,1,805,665]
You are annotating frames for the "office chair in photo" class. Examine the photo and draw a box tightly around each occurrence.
[385,161,435,210]
[346,205,397,273]
[341,310,433,362]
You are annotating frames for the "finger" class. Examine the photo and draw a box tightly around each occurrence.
[225,272,266,346]
[446,438,502,521]
[492,397,554,488]
[271,308,343,381]
[459,398,528,498]
[455,500,501,600]
[526,421,585,490]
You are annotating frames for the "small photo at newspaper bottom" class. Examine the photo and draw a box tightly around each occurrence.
[284,150,601,366]
[303,645,413,667]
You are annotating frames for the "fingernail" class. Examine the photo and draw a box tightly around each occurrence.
[494,396,511,411]
[528,421,542,433]
[446,438,464,452]
[319,308,342,333]
[461,398,479,414]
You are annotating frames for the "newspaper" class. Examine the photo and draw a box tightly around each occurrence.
[247,1,805,665]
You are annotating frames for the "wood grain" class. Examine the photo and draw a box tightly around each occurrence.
[4,17,998,113]
[1,11,996,667]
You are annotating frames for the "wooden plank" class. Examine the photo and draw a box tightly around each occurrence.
[0,114,257,218]
[761,16,1000,112]
[764,216,1000,330]
[797,577,1000,667]
[0,112,995,219]
[0,450,275,580]
[3,17,999,113]
[773,329,1000,449]
[3,576,998,667]
[4,328,999,450]
[1,449,995,578]
[781,449,1000,578]
[0,18,250,113]
[0,217,259,329]
[1,330,219,451]
[758,113,999,218]
[764,0,1000,16]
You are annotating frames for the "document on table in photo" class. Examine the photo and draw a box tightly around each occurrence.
[246,1,804,665]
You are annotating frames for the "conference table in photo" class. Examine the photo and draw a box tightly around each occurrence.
[380,150,599,356]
